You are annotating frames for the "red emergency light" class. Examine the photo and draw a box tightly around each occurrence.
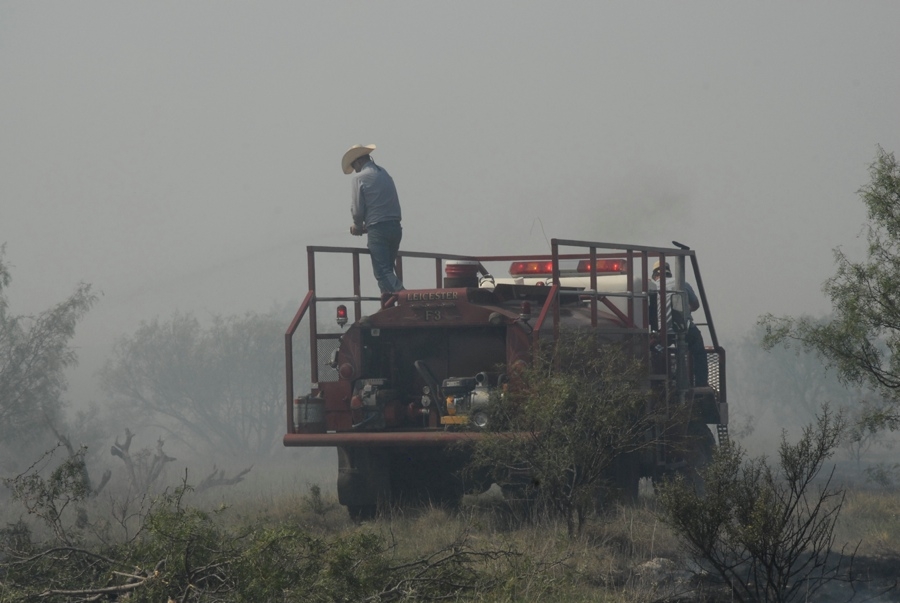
[519,301,532,321]
[445,261,480,278]
[576,259,625,274]
[509,261,555,276]
[336,304,348,328]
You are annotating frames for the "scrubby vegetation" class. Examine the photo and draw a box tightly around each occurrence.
[2,439,898,602]
[657,409,855,603]
[3,148,900,601]
[469,331,657,538]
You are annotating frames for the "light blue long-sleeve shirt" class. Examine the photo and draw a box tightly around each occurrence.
[351,160,402,230]
[651,277,700,329]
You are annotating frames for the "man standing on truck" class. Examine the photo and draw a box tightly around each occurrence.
[652,260,708,387]
[342,144,405,294]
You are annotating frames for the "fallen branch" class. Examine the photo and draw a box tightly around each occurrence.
[38,572,156,599]
[195,465,253,493]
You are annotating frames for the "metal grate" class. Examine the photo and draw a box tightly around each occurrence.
[717,423,731,447]
[707,350,721,394]
[316,337,341,382]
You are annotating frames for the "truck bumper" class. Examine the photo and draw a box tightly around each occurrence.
[283,431,482,448]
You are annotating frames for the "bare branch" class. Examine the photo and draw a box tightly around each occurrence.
[195,465,253,493]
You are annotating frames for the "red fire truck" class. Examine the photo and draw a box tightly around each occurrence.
[284,238,727,519]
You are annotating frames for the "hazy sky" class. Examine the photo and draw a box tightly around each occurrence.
[2,2,899,404]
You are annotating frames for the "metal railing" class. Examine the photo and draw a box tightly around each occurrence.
[285,239,723,413]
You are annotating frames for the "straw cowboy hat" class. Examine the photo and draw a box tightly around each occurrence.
[342,144,376,174]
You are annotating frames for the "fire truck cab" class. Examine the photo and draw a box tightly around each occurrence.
[284,239,727,519]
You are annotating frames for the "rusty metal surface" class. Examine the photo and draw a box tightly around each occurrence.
[286,239,726,440]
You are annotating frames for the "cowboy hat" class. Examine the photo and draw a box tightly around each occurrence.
[652,260,672,277]
[341,144,376,174]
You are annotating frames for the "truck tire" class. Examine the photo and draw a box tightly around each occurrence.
[347,504,377,521]
[337,447,390,518]
[610,452,642,503]
[389,447,473,507]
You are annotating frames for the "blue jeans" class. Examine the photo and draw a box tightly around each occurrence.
[686,323,708,387]
[367,221,404,293]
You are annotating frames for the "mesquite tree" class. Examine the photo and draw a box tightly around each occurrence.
[760,147,900,433]
[0,247,95,453]
[101,310,292,460]
[658,409,852,603]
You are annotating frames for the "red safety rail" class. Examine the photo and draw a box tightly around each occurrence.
[285,239,724,428]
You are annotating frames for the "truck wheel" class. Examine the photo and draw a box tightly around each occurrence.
[389,448,472,507]
[611,453,642,503]
[347,504,377,522]
[597,452,641,511]
[337,447,389,517]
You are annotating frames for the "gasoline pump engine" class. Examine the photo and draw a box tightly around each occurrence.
[346,372,501,431]
[440,372,498,428]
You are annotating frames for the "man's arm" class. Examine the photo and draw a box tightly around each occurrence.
[685,282,700,312]
[350,177,366,232]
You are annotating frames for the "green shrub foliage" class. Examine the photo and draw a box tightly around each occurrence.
[471,330,655,536]
[760,147,900,433]
[0,248,95,449]
[657,409,853,603]
[0,458,528,602]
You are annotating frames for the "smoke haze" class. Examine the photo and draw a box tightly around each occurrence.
[2,3,899,467]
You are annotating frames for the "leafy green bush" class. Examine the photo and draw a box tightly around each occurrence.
[0,451,534,602]
[470,330,655,537]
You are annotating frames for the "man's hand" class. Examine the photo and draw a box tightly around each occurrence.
[350,225,365,236]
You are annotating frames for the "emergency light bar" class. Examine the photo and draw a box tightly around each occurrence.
[576,259,625,273]
[509,259,626,276]
[508,261,555,275]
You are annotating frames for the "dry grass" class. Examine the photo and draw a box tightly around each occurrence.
[324,494,697,603]
[3,457,898,602]
[835,488,900,557]
[335,484,900,602]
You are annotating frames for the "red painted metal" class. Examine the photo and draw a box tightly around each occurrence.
[599,296,633,326]
[285,239,720,445]
[395,254,403,284]
[306,249,319,383]
[589,246,598,326]
[531,283,559,352]
[285,289,314,429]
